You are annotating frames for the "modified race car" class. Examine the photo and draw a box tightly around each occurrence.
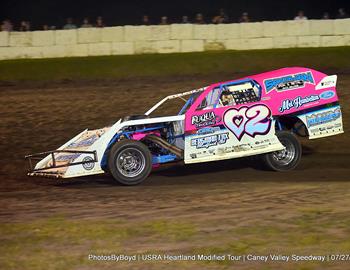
[26,67,344,185]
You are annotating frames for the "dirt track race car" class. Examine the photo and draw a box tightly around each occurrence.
[26,67,344,185]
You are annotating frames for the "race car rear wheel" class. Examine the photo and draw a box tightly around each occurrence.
[108,140,152,185]
[262,131,301,171]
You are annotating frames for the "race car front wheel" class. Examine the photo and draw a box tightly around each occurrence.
[262,131,301,171]
[108,140,152,185]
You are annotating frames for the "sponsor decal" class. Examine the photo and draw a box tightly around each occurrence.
[310,123,342,134]
[279,95,320,113]
[197,126,221,135]
[82,156,95,170]
[316,75,337,90]
[255,139,271,145]
[191,133,229,149]
[306,108,341,127]
[264,71,314,93]
[223,104,272,141]
[56,153,81,161]
[191,111,220,128]
[68,135,99,148]
[233,144,252,152]
[321,80,335,87]
[319,90,335,100]
[217,143,253,153]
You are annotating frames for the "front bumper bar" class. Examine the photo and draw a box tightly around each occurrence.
[25,150,97,177]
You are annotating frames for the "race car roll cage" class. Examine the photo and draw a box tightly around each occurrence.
[145,78,262,116]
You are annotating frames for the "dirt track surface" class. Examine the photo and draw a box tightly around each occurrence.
[0,73,350,269]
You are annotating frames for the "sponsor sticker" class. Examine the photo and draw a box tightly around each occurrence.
[197,126,221,135]
[68,135,99,148]
[82,156,95,170]
[319,90,335,100]
[279,95,320,113]
[191,111,220,128]
[264,71,314,93]
[191,133,229,149]
[56,153,81,161]
[306,108,341,127]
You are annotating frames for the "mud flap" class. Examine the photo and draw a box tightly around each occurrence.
[296,105,344,139]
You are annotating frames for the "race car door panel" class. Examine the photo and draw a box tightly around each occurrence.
[184,80,284,164]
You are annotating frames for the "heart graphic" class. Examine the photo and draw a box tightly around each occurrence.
[233,115,243,127]
[223,105,271,141]
[223,107,248,140]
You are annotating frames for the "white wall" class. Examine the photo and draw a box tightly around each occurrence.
[0,19,349,60]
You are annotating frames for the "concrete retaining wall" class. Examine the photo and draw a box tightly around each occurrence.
[0,19,349,60]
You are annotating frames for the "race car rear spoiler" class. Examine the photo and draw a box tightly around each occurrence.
[25,150,97,177]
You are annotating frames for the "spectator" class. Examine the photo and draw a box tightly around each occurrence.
[43,25,56,30]
[239,12,250,23]
[181,15,190,24]
[194,13,205,24]
[81,17,92,28]
[95,16,105,27]
[159,16,168,25]
[19,20,31,31]
[212,8,229,24]
[336,8,348,19]
[1,19,13,31]
[63,18,77,29]
[141,15,150,25]
[294,10,308,20]
[322,12,330,19]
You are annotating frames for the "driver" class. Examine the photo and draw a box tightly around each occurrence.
[220,90,234,106]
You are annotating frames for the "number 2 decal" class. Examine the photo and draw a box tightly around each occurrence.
[223,104,272,140]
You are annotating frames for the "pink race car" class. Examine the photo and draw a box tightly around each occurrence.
[26,67,344,185]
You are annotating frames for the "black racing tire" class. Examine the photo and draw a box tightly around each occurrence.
[262,131,302,171]
[108,140,152,185]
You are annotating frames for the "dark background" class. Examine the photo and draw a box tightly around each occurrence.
[1,0,350,29]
